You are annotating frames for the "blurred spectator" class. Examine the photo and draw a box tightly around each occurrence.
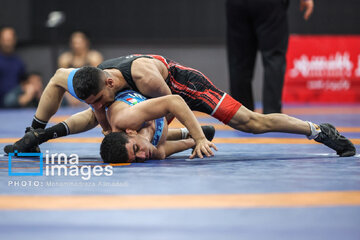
[0,26,26,107]
[58,31,103,106]
[3,72,43,108]
[58,31,103,68]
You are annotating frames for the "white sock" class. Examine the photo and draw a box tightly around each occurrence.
[180,128,189,139]
[306,121,321,139]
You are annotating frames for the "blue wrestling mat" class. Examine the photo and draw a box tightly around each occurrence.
[0,105,359,240]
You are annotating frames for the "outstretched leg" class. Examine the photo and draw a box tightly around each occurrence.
[227,105,311,135]
[227,106,356,157]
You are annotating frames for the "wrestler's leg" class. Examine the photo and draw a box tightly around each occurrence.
[167,126,215,141]
[227,105,311,135]
[64,108,98,134]
[166,129,182,140]
[167,64,354,156]
[226,105,355,157]
[168,65,310,135]
[4,108,99,153]
[36,108,98,144]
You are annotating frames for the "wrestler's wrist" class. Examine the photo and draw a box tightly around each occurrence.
[194,136,207,143]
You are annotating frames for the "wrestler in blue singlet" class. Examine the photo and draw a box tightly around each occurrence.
[114,90,164,146]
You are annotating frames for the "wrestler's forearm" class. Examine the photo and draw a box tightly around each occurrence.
[93,107,112,133]
[165,96,217,158]
[162,139,195,158]
[167,96,205,142]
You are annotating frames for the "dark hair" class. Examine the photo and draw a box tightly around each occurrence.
[100,132,130,163]
[73,66,103,100]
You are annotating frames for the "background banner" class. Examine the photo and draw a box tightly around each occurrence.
[283,35,360,103]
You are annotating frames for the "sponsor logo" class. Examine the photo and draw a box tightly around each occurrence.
[289,52,355,79]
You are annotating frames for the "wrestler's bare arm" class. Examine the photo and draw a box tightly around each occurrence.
[34,68,72,121]
[146,139,195,160]
[93,107,111,134]
[131,58,172,97]
[161,139,195,159]
[111,95,217,159]
[35,68,102,134]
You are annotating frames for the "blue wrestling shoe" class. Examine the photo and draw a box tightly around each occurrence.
[3,127,42,154]
[315,123,356,157]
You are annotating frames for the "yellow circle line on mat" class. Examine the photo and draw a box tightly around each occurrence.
[0,191,359,210]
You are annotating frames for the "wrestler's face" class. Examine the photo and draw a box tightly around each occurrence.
[84,73,115,109]
[86,88,114,110]
[125,131,155,163]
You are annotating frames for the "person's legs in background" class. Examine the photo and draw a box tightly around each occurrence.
[253,0,289,113]
[226,0,258,111]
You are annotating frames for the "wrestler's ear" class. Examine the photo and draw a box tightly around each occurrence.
[105,78,114,88]
[125,129,137,135]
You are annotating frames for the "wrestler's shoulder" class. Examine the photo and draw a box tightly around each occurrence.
[54,68,77,78]
[132,56,165,72]
[132,56,154,65]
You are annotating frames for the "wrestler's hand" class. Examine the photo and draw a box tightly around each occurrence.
[190,138,218,159]
[94,107,112,135]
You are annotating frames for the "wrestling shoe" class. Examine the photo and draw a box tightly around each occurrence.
[315,123,356,157]
[201,125,215,141]
[3,127,43,154]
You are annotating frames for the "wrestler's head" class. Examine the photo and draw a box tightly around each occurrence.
[100,130,154,163]
[73,66,115,109]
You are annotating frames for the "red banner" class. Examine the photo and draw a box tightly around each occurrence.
[283,35,360,103]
